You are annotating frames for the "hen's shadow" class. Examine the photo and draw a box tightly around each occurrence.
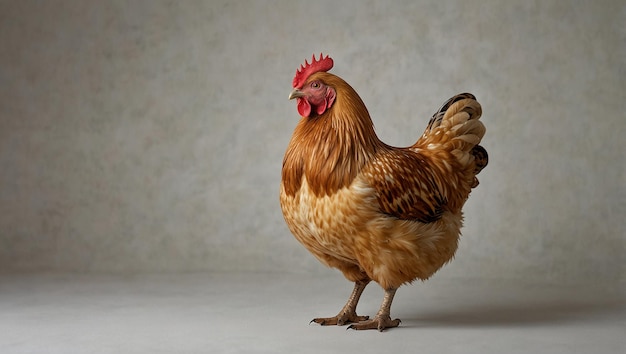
[400,287,625,328]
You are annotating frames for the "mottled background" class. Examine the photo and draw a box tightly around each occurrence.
[0,0,624,282]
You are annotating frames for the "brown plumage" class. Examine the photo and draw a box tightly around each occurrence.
[280,54,487,331]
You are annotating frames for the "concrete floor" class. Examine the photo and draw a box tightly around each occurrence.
[0,272,624,354]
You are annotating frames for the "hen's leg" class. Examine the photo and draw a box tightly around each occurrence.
[348,288,401,331]
[311,279,370,326]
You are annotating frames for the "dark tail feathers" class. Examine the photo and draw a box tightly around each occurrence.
[470,144,488,188]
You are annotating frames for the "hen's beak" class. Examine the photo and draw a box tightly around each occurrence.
[289,88,304,100]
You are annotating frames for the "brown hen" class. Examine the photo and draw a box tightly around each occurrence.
[280,54,487,331]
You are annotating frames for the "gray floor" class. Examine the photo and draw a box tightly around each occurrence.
[0,272,624,354]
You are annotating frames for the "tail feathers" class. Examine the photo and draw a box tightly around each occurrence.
[417,93,485,151]
[424,93,478,133]
[471,144,488,175]
[469,144,488,188]
[415,93,487,183]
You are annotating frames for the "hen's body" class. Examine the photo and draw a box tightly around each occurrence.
[281,148,467,289]
[280,56,487,331]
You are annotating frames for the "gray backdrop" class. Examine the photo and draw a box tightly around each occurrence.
[1,0,624,282]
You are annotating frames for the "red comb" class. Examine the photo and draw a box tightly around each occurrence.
[292,53,334,89]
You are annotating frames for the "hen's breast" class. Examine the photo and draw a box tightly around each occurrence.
[279,177,377,265]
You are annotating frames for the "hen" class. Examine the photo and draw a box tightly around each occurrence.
[280,54,488,331]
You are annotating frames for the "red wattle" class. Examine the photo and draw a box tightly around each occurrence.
[297,98,311,117]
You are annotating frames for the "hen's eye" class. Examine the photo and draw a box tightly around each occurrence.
[311,82,321,88]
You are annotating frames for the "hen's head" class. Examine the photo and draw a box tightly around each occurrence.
[289,53,336,118]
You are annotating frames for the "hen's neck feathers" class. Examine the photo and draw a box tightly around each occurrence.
[282,73,385,197]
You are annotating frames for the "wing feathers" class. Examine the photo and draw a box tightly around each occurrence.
[363,151,447,223]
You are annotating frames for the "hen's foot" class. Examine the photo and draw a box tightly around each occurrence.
[311,312,369,326]
[311,280,371,326]
[347,315,401,331]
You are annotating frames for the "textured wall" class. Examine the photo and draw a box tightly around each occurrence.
[0,0,624,281]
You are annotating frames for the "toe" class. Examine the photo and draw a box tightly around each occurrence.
[311,317,337,326]
[337,314,368,326]
[312,312,369,326]
[347,316,400,331]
